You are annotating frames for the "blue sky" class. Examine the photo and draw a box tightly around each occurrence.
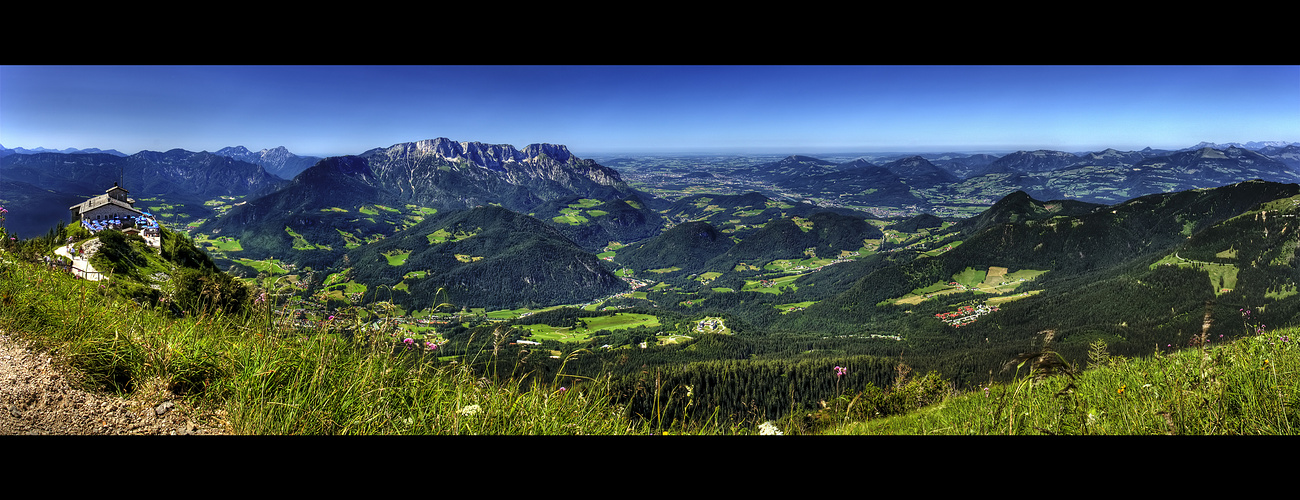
[1,65,1296,158]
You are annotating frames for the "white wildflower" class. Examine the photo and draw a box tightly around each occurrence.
[457,404,482,416]
[758,421,783,436]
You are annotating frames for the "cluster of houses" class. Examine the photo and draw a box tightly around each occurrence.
[695,317,726,333]
[935,304,999,328]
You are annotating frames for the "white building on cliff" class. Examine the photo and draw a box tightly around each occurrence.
[69,183,145,222]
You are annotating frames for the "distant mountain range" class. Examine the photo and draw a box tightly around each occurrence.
[0,144,321,181]
[1,148,287,238]
[740,143,1300,209]
[1181,141,1300,151]
[0,145,129,157]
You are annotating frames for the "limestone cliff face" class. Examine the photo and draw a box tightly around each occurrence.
[346,138,631,211]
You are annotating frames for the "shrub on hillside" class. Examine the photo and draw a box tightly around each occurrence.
[91,229,151,279]
[160,228,217,272]
[172,267,251,316]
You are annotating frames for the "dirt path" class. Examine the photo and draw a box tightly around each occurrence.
[0,328,229,435]
[54,238,104,281]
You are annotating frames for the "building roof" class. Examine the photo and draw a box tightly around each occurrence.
[70,193,143,216]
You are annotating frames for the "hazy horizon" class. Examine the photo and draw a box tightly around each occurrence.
[4,141,1294,162]
[2,65,1297,159]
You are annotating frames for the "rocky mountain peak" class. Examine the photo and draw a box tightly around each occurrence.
[522,143,573,163]
[396,138,581,171]
[216,146,253,157]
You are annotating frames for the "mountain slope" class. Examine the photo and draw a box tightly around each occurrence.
[940,146,1300,206]
[880,156,961,188]
[615,221,735,275]
[704,211,883,273]
[749,155,840,183]
[778,165,926,207]
[342,205,628,310]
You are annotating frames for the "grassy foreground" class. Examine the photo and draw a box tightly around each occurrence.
[0,257,649,435]
[2,254,1298,435]
[818,329,1299,435]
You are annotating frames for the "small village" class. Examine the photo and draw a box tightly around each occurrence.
[935,304,999,328]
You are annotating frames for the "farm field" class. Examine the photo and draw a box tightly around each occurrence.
[775,301,817,313]
[194,234,243,253]
[427,227,477,245]
[517,312,661,343]
[986,289,1043,306]
[483,306,567,321]
[234,257,290,276]
[1150,253,1240,295]
[763,256,835,272]
[889,266,1048,306]
[285,226,330,251]
[743,273,802,294]
[551,199,605,225]
[384,250,411,266]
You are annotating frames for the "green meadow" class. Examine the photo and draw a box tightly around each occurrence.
[1150,253,1240,295]
[195,234,243,253]
[285,226,330,251]
[517,313,661,343]
[775,301,817,313]
[890,267,1048,306]
[742,273,802,294]
[234,257,290,275]
[384,250,412,266]
[427,227,477,245]
[551,199,606,225]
